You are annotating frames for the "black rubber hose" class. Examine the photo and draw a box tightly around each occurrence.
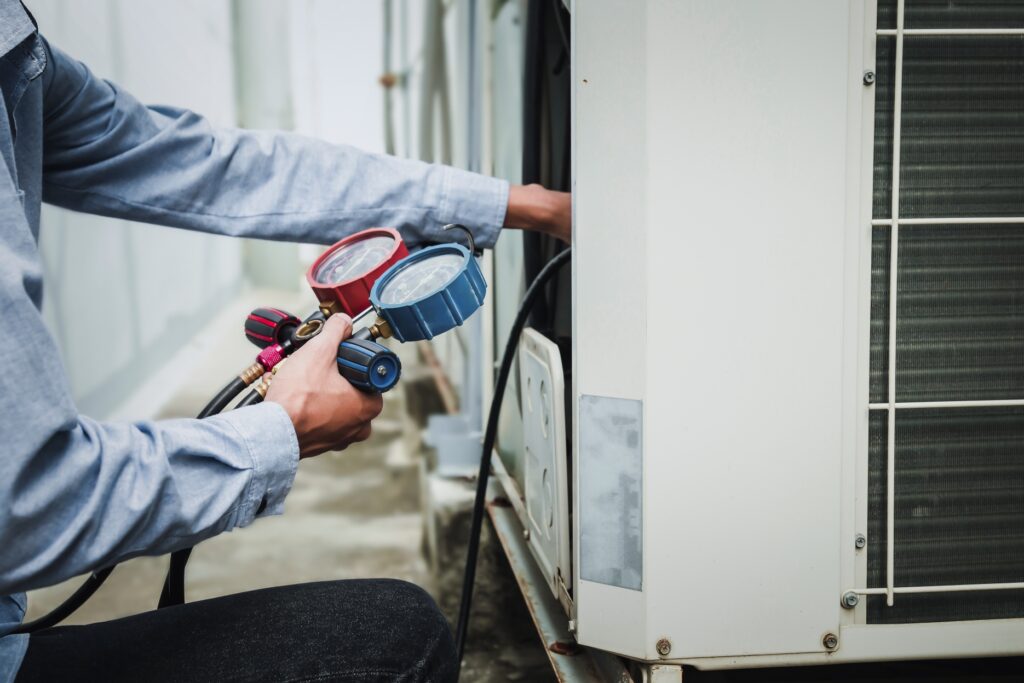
[234,389,263,408]
[157,376,250,610]
[10,567,115,635]
[159,378,259,609]
[198,377,248,419]
[157,547,192,609]
[454,248,571,670]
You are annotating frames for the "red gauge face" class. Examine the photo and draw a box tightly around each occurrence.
[306,228,409,317]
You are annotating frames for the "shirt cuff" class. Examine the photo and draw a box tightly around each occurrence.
[216,402,300,526]
[434,166,510,250]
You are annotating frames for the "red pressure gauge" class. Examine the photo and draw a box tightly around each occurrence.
[306,228,409,317]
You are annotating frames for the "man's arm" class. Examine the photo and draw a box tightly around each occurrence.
[0,238,384,596]
[39,38,545,249]
[0,229,300,594]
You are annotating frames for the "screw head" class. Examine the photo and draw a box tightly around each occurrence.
[863,70,876,85]
[823,633,839,650]
[841,591,860,609]
[855,533,867,549]
[523,528,531,541]
[656,638,672,657]
[375,364,388,376]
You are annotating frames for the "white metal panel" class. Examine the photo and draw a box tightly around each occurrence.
[519,329,571,603]
[642,0,852,657]
[675,620,1024,668]
[572,0,649,658]
[573,0,856,658]
[846,0,876,636]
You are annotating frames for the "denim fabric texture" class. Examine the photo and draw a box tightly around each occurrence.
[15,580,458,682]
[0,1,507,678]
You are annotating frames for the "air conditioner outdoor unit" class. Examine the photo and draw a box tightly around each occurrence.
[503,0,1024,670]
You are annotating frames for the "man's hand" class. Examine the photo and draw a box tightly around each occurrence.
[265,315,383,458]
[505,183,571,243]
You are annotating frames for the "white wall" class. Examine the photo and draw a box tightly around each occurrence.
[30,0,243,417]
[289,0,387,153]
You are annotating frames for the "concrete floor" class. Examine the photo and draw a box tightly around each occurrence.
[25,288,555,681]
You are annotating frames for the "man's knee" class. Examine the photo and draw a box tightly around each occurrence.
[302,579,456,682]
[373,578,446,625]
[367,579,457,680]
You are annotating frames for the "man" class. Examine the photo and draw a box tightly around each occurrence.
[0,2,570,681]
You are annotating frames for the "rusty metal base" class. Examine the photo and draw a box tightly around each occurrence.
[487,501,636,683]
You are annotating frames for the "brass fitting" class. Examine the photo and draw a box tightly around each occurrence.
[239,362,264,386]
[368,317,392,339]
[254,374,271,398]
[294,318,324,341]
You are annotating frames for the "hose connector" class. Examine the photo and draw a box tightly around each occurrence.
[239,362,264,386]
[254,374,272,398]
[257,344,286,371]
[368,317,393,340]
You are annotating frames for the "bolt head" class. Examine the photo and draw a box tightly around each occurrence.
[863,70,876,85]
[823,633,839,650]
[855,534,867,549]
[841,591,860,609]
[375,364,388,376]
[656,638,672,657]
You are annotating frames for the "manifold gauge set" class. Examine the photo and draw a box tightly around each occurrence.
[242,224,486,396]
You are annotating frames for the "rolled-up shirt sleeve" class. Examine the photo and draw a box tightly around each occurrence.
[216,403,300,522]
[39,38,509,250]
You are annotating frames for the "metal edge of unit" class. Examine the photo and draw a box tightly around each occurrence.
[487,501,635,683]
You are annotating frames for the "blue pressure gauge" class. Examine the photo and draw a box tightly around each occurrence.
[370,243,487,342]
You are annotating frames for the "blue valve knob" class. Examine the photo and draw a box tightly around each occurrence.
[337,338,401,393]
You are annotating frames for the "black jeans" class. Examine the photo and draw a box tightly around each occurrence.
[16,579,457,682]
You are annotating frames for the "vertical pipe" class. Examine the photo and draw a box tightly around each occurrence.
[464,0,482,432]
[885,0,906,608]
[418,0,442,161]
[383,0,397,155]
[400,0,411,157]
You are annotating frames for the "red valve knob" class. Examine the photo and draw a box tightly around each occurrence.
[245,308,300,349]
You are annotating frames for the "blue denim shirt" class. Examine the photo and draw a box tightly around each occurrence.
[0,3,508,679]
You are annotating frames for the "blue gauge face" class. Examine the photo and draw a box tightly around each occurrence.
[371,244,487,342]
[378,253,465,305]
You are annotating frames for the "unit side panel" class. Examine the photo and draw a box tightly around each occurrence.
[572,0,649,658]
[643,0,851,658]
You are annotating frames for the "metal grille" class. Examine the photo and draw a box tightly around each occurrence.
[862,0,1024,623]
